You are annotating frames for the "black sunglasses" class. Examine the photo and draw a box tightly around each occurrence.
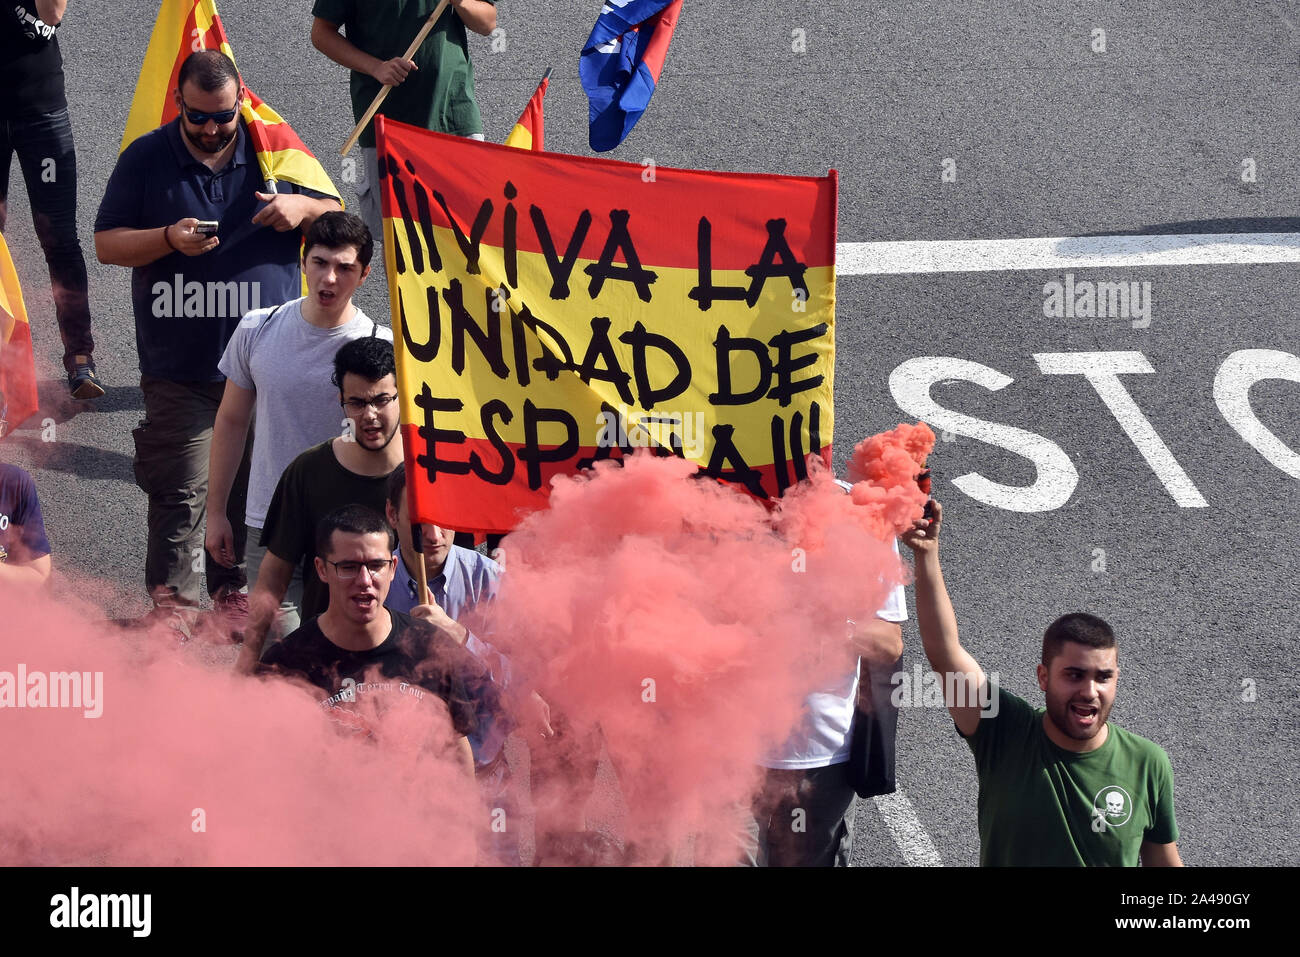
[180,95,239,126]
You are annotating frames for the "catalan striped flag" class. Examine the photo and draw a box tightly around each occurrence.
[376,117,837,534]
[580,0,683,152]
[0,235,40,432]
[503,69,550,152]
[120,0,339,200]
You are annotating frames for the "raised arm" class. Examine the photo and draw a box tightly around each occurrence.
[900,501,987,736]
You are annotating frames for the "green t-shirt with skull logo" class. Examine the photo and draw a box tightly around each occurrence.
[962,684,1179,866]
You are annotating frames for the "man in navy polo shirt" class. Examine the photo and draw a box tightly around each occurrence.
[94,49,340,639]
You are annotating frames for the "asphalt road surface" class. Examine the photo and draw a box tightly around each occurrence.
[1,1,1297,866]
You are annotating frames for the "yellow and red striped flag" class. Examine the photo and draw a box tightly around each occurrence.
[120,0,339,200]
[503,69,550,152]
[0,235,40,432]
[376,117,837,534]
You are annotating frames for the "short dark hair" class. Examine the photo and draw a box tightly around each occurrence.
[304,211,373,268]
[386,462,408,514]
[332,336,394,391]
[1042,613,1118,666]
[315,504,395,558]
[177,50,240,96]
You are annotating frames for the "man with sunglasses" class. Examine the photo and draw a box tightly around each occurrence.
[235,336,402,673]
[94,50,342,641]
[257,504,479,783]
[205,212,388,644]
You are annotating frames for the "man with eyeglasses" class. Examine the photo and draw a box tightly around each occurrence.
[94,50,342,641]
[205,211,389,644]
[257,504,479,784]
[235,336,402,673]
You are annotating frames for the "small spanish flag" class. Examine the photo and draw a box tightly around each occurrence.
[503,69,550,152]
[0,235,40,432]
[121,0,339,200]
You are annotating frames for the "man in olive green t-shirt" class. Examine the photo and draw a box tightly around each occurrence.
[310,0,497,241]
[900,500,1183,867]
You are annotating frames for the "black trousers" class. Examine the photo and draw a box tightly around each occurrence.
[0,107,94,373]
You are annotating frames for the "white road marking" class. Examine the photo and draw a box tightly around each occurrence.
[872,790,943,866]
[837,233,1300,275]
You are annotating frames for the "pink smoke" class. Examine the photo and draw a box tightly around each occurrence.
[2,422,935,866]
[487,423,935,864]
[0,584,478,866]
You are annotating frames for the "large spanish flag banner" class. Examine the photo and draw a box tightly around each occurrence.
[377,117,837,534]
[0,235,39,431]
[120,0,339,199]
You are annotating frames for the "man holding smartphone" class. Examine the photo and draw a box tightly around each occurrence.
[94,49,341,640]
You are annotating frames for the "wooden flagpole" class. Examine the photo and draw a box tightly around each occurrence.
[340,0,450,155]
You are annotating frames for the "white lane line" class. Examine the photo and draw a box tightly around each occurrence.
[872,789,943,866]
[837,232,1300,275]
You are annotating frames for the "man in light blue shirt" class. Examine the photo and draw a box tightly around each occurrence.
[382,463,518,863]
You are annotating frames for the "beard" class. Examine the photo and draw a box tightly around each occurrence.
[1044,686,1113,741]
[357,420,400,451]
[183,124,236,155]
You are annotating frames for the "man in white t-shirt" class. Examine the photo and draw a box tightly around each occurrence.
[741,539,908,867]
[204,211,392,639]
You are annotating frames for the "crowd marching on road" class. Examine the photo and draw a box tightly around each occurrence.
[0,0,1186,868]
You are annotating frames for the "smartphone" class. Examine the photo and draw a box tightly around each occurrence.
[917,467,935,520]
[194,220,219,236]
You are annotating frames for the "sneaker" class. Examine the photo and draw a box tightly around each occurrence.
[68,357,105,400]
[211,587,250,643]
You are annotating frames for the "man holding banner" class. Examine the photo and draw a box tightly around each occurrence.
[311,0,497,243]
[95,50,341,639]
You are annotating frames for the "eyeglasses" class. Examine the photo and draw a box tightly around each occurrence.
[341,393,398,413]
[325,557,396,581]
[179,96,239,126]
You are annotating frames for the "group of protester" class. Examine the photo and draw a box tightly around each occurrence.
[0,1,1182,867]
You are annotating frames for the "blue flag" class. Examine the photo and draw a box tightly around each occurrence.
[579,0,683,152]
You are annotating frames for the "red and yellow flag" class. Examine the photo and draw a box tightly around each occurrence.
[120,0,339,199]
[503,70,549,152]
[0,235,40,432]
[377,117,837,534]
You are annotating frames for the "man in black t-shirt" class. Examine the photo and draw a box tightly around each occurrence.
[257,504,479,777]
[236,337,402,673]
[0,1,101,397]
